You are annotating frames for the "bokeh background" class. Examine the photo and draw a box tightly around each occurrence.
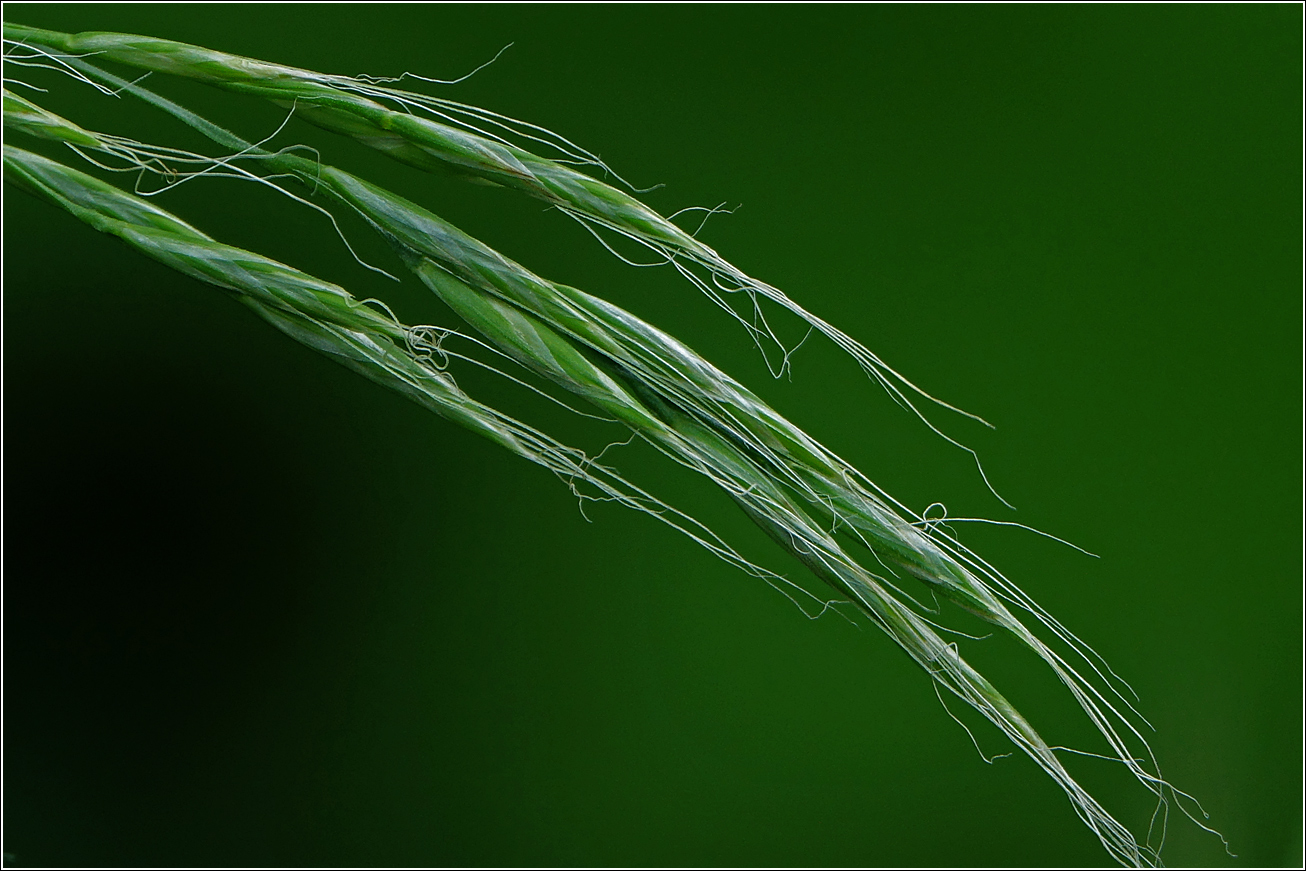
[3,4,1301,867]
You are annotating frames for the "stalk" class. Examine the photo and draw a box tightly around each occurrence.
[3,21,1004,485]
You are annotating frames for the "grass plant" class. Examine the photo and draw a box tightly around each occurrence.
[2,19,1247,867]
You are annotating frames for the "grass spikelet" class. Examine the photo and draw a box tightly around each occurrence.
[2,22,1004,489]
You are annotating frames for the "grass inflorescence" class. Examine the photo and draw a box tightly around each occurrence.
[2,22,1232,867]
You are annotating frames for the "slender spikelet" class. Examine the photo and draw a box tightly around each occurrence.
[2,22,1003,487]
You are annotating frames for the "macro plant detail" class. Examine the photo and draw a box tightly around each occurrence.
[2,22,1234,867]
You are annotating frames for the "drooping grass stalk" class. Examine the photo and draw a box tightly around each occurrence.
[2,31,1231,865]
[3,89,1180,867]
[2,22,1008,502]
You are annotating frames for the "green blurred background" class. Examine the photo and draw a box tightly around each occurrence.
[3,4,1300,867]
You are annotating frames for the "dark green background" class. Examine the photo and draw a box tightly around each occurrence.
[3,4,1301,867]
